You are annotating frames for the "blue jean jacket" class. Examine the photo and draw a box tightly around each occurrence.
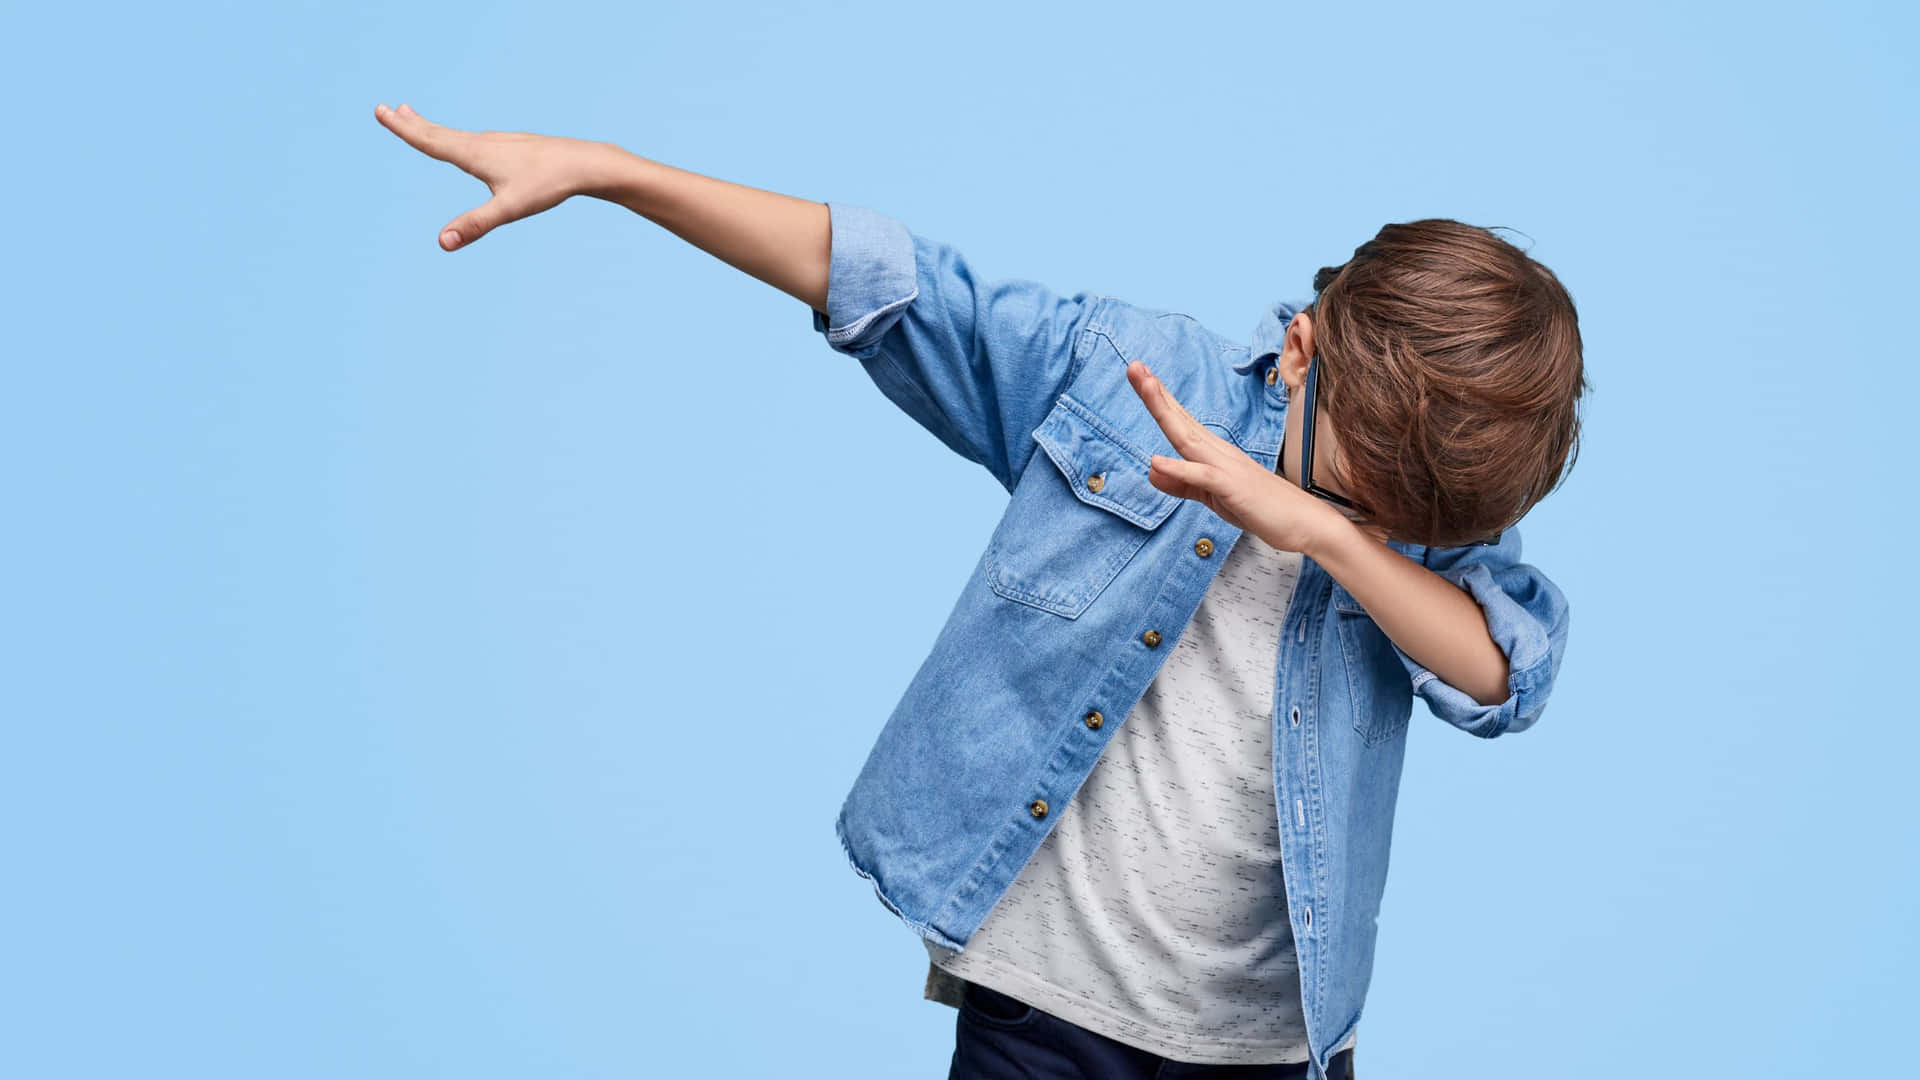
[810,202,1571,1079]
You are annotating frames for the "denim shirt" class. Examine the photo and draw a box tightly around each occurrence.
[809,202,1571,1080]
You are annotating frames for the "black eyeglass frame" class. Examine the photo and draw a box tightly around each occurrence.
[1297,350,1504,548]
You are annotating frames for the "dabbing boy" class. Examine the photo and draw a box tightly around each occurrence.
[374,105,1581,1080]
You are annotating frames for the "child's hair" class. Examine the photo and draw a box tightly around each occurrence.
[1306,218,1590,548]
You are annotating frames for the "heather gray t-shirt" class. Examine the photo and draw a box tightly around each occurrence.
[922,526,1320,1065]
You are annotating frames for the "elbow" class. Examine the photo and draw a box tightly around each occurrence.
[1422,652,1552,739]
[1466,656,1512,709]
[1483,656,1555,737]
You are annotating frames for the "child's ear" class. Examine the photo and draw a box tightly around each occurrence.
[1277,315,1314,390]
[1287,308,1315,350]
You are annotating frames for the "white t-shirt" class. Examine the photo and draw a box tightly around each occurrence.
[922,525,1314,1065]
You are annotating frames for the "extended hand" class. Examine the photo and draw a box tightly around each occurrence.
[374,102,619,251]
[1124,359,1384,555]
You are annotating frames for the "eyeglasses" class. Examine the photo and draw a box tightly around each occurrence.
[1294,350,1504,548]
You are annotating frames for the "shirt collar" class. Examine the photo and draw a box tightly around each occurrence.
[1232,297,1315,375]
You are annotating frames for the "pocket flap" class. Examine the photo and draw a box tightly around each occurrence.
[1031,397,1181,530]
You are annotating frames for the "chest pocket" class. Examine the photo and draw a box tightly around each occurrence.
[984,396,1181,619]
[1331,581,1415,746]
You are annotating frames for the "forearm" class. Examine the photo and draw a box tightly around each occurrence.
[1305,522,1511,707]
[584,145,831,314]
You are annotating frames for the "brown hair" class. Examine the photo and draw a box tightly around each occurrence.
[1306,218,1590,549]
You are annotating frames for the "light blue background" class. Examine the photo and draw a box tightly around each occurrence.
[4,1,1913,1076]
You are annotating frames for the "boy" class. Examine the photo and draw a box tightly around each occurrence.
[376,103,1581,1080]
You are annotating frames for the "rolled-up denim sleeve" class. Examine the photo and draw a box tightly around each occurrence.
[808,201,1103,495]
[1391,526,1570,738]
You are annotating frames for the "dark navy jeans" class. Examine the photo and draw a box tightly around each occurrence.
[946,980,1355,1080]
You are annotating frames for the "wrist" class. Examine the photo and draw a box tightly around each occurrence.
[1297,507,1359,563]
[580,142,657,206]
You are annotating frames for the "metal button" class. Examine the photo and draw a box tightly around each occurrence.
[1266,366,1279,386]
[1084,710,1104,730]
[1194,537,1213,557]
[1029,799,1049,819]
[1086,472,1106,493]
[1142,629,1161,648]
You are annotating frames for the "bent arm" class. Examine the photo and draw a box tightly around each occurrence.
[586,145,831,315]
[1311,523,1570,738]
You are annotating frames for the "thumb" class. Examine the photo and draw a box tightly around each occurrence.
[439,198,506,251]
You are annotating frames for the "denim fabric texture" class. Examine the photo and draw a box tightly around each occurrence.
[810,202,1571,1080]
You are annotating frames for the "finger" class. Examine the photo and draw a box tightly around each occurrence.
[1127,359,1196,434]
[375,102,462,164]
[440,196,511,250]
[1127,360,1224,460]
[1146,453,1215,502]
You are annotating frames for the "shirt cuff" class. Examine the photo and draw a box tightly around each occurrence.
[809,201,920,360]
[1391,560,1555,738]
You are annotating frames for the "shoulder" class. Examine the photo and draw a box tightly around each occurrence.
[1058,297,1255,445]
[1085,297,1242,356]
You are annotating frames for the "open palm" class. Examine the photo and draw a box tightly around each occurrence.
[374,102,615,250]
[1124,359,1387,553]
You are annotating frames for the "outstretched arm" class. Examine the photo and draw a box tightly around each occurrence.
[377,102,1102,493]
[373,101,830,312]
[593,148,831,316]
